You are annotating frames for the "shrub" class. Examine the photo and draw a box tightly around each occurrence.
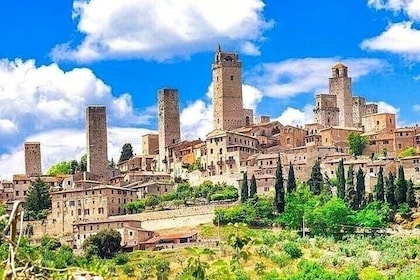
[114,252,129,265]
[122,264,135,277]
[283,242,303,259]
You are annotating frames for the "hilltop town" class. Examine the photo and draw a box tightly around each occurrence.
[1,46,419,252]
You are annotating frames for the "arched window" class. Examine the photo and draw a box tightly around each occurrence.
[245,116,250,126]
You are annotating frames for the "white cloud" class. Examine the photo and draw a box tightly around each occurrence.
[413,104,420,112]
[52,0,273,62]
[243,84,263,110]
[361,22,420,59]
[180,100,213,141]
[376,100,400,114]
[0,119,17,134]
[273,104,314,126]
[0,127,154,180]
[247,57,386,98]
[368,0,420,20]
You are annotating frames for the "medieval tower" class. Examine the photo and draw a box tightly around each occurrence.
[329,63,353,127]
[24,142,42,176]
[212,45,244,131]
[86,106,108,179]
[158,88,181,171]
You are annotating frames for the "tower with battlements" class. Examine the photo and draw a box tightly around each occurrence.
[158,88,181,171]
[24,142,42,176]
[86,106,108,179]
[212,45,245,131]
[329,63,353,127]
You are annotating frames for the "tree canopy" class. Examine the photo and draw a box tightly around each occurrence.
[119,143,134,162]
[287,162,296,193]
[83,228,121,259]
[399,147,417,158]
[241,172,249,203]
[25,178,51,219]
[273,157,285,213]
[347,132,368,156]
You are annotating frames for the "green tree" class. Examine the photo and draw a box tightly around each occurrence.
[83,228,121,259]
[395,165,407,205]
[70,159,78,174]
[47,161,71,176]
[374,166,385,202]
[385,172,396,207]
[182,247,215,280]
[355,167,365,209]
[336,159,345,199]
[241,172,249,203]
[249,174,257,198]
[348,132,368,156]
[25,178,51,219]
[156,259,171,280]
[273,156,285,213]
[308,160,323,195]
[399,147,417,158]
[406,179,416,208]
[79,154,87,172]
[119,143,134,162]
[345,164,357,209]
[287,161,296,193]
[145,195,160,208]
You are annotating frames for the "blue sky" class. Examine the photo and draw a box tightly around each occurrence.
[0,0,420,178]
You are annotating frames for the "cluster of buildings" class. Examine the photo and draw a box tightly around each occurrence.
[0,45,419,250]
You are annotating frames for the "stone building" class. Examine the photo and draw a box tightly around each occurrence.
[142,133,159,156]
[158,88,181,172]
[0,180,13,202]
[86,106,109,179]
[362,112,396,134]
[400,155,420,184]
[212,45,251,131]
[24,142,42,177]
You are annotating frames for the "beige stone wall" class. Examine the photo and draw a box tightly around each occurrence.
[142,134,159,156]
[212,48,244,131]
[158,88,181,172]
[366,103,378,115]
[329,64,353,128]
[24,142,42,176]
[313,94,339,127]
[352,96,366,127]
[362,113,396,133]
[401,156,420,184]
[394,128,417,155]
[86,106,108,179]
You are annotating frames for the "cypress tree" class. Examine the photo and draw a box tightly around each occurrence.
[355,167,365,209]
[273,156,285,213]
[309,160,323,195]
[336,159,346,199]
[241,172,249,203]
[385,172,396,207]
[287,161,296,193]
[374,166,385,202]
[407,179,416,208]
[395,165,407,205]
[249,174,257,198]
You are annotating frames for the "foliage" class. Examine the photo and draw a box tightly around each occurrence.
[273,156,285,213]
[399,147,417,158]
[385,172,396,207]
[355,167,365,210]
[395,165,407,205]
[308,160,323,195]
[351,201,391,228]
[83,228,121,259]
[336,159,346,200]
[188,158,201,171]
[227,223,252,263]
[283,242,303,259]
[287,161,296,193]
[124,199,146,213]
[374,166,385,202]
[348,132,368,156]
[181,247,214,280]
[114,252,130,265]
[119,143,134,162]
[145,194,161,208]
[406,179,417,208]
[46,161,71,175]
[249,174,257,198]
[24,178,51,220]
[155,259,170,280]
[289,259,335,280]
[241,172,249,203]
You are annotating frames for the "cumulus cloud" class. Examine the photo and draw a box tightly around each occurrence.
[0,119,17,134]
[368,0,420,20]
[52,0,273,62]
[273,104,314,126]
[376,101,400,114]
[247,58,386,98]
[0,127,154,180]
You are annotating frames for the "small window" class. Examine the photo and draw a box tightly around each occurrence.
[230,75,234,81]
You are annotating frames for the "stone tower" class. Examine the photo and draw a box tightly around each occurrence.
[24,142,42,176]
[158,88,181,171]
[313,94,339,127]
[212,45,244,131]
[86,106,108,179]
[329,63,353,127]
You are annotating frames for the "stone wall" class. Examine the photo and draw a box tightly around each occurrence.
[24,142,42,176]
[86,106,108,179]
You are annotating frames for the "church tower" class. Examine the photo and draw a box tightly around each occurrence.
[329,63,353,127]
[212,45,244,131]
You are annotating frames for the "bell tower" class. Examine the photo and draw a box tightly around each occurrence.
[212,45,244,131]
[329,63,353,127]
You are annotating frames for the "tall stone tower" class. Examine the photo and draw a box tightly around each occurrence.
[24,142,42,176]
[158,88,181,171]
[86,106,108,179]
[212,45,244,131]
[329,63,353,127]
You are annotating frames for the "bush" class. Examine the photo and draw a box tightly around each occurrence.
[283,242,303,259]
[83,229,121,259]
[122,264,135,276]
[114,252,129,265]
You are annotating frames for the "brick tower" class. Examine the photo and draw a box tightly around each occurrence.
[158,88,181,171]
[86,106,108,179]
[24,142,42,176]
[212,45,244,131]
[329,63,353,127]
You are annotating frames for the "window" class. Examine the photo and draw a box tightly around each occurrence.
[370,168,374,173]
[415,167,419,172]
[15,191,19,196]
[230,75,233,80]
[69,201,75,206]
